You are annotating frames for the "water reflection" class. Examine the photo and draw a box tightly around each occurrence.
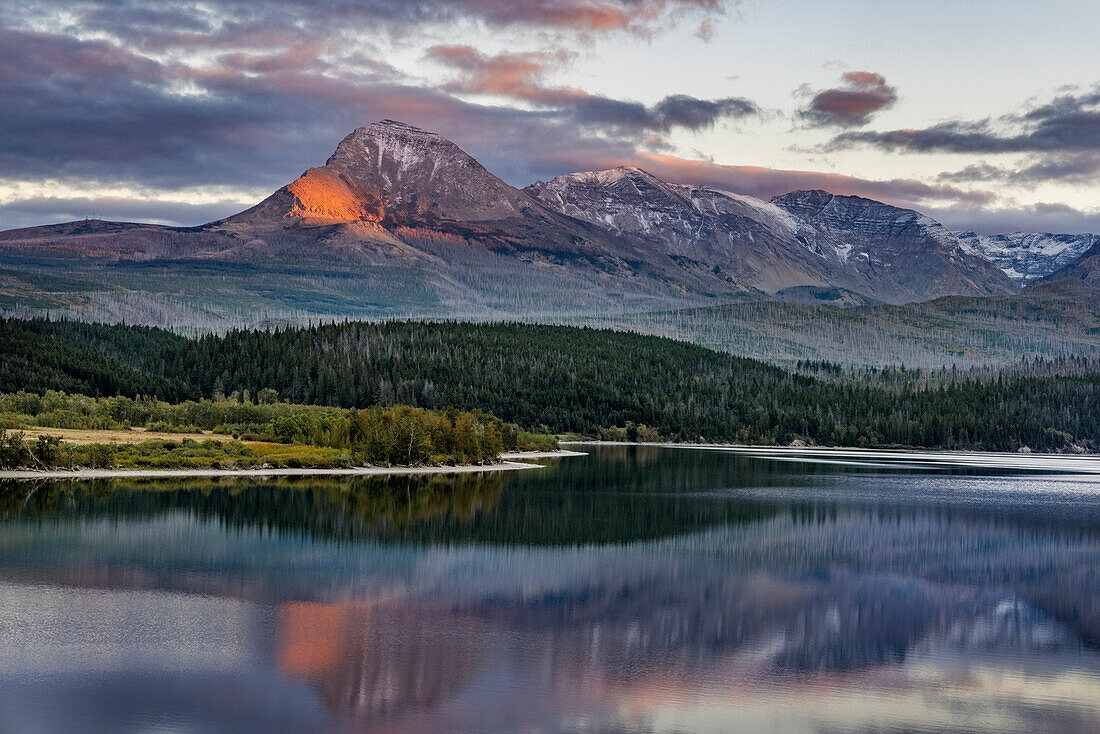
[1,472,506,538]
[1,446,1099,733]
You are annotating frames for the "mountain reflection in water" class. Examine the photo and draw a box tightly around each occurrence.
[1,445,1099,733]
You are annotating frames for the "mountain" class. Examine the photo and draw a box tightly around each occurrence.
[0,119,1027,327]
[525,168,854,297]
[1034,240,1100,291]
[768,191,1017,301]
[953,231,1098,284]
[0,121,757,320]
[527,173,1017,304]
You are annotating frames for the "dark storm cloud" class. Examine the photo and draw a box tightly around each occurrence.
[429,45,757,134]
[798,71,898,127]
[829,86,1100,154]
[650,94,758,130]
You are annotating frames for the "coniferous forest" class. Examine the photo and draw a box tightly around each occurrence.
[2,316,1099,452]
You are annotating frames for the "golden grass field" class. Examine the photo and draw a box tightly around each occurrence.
[2,426,237,445]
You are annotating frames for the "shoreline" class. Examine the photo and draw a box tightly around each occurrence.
[562,440,1095,457]
[0,450,587,481]
[563,441,1100,474]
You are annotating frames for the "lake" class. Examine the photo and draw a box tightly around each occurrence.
[1,444,1099,733]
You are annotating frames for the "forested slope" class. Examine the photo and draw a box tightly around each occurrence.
[2,318,1098,451]
[572,281,1100,368]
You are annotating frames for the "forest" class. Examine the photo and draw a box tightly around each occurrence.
[2,316,1099,452]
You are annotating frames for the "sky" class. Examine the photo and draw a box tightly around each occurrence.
[1,0,1098,233]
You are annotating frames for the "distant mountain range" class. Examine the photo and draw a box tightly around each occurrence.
[0,119,1096,329]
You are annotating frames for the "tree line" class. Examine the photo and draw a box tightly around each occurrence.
[2,317,1099,451]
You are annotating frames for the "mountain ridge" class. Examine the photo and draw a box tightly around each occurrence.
[1,118,1090,325]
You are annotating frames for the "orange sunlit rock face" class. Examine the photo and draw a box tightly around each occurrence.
[285,168,381,223]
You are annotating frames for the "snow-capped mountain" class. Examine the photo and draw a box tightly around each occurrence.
[0,119,1044,320]
[528,172,1016,302]
[953,231,1099,284]
[525,167,852,296]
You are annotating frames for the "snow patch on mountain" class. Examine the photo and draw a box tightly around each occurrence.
[953,231,1099,284]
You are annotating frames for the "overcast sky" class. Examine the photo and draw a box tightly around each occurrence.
[2,0,1098,232]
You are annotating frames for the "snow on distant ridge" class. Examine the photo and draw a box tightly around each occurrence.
[953,231,1099,284]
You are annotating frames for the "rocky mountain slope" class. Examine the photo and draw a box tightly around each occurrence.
[527,173,1017,303]
[1034,240,1100,291]
[769,190,1017,301]
[525,168,853,297]
[953,231,1098,284]
[1,121,760,317]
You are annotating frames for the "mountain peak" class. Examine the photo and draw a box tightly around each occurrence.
[953,231,1100,284]
[771,189,835,211]
[239,119,532,225]
[529,167,677,204]
[341,119,445,143]
[326,119,458,171]
[561,166,662,186]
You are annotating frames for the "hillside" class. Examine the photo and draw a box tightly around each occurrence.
[574,280,1100,368]
[2,318,1098,452]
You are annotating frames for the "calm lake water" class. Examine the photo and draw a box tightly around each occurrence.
[2,445,1100,734]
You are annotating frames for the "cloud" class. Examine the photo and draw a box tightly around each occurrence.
[798,71,898,127]
[0,24,1019,233]
[924,202,1100,236]
[694,18,717,41]
[939,154,1100,185]
[429,45,757,134]
[621,153,996,207]
[829,86,1100,154]
[428,45,575,99]
[31,0,729,43]
[0,194,256,230]
[1,2,1092,237]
